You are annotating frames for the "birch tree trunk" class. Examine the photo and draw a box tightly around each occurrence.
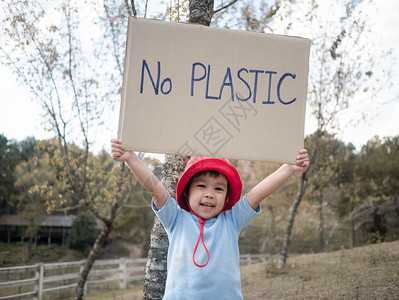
[189,0,214,25]
[278,128,321,269]
[142,2,214,298]
[278,170,308,269]
[142,155,189,299]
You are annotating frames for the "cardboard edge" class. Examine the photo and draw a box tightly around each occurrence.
[299,38,312,152]
[118,17,136,141]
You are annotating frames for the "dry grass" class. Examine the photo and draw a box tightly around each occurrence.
[85,285,143,300]
[241,241,399,299]
[91,241,399,300]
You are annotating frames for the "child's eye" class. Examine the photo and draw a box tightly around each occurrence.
[197,184,206,188]
[215,187,224,192]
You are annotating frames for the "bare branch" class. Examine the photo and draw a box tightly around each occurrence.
[51,204,83,212]
[213,0,237,15]
[123,204,151,209]
[144,0,149,18]
[124,0,137,17]
[131,0,137,17]
[103,2,124,78]
[84,198,110,225]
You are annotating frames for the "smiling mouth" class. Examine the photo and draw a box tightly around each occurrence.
[200,203,215,208]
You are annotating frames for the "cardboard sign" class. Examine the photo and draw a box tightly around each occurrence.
[118,17,311,164]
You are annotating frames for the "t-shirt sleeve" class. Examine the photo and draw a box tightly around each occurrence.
[152,193,181,233]
[229,194,261,232]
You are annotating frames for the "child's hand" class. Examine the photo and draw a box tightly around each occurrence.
[111,138,133,162]
[292,149,309,172]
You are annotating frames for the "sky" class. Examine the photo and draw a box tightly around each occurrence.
[0,0,398,153]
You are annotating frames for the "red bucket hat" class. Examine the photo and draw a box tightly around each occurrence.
[176,157,242,212]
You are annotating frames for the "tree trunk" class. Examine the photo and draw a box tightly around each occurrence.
[75,164,124,300]
[142,217,169,299]
[395,197,399,240]
[189,0,214,26]
[142,1,213,297]
[318,190,324,252]
[75,222,113,300]
[27,236,33,262]
[142,155,189,300]
[278,170,307,269]
[351,212,356,248]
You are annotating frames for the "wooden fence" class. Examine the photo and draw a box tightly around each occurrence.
[0,254,268,300]
[0,258,147,300]
[239,253,269,265]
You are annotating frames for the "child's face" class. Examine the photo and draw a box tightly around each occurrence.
[187,172,228,219]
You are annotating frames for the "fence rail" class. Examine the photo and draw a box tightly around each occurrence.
[0,255,267,300]
[0,258,147,300]
[239,253,270,265]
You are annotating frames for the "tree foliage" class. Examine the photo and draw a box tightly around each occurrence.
[69,212,100,253]
[0,134,35,215]
[0,1,134,297]
[256,0,394,267]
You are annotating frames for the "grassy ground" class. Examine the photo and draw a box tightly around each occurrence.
[92,241,399,299]
[85,286,143,300]
[2,241,397,299]
[241,241,399,299]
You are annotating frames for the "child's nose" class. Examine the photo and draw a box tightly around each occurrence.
[205,191,214,198]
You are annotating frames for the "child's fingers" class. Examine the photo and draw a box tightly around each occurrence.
[296,152,309,167]
[299,160,309,167]
[111,147,123,155]
[111,149,125,161]
[110,149,121,158]
[110,138,125,148]
[299,149,307,154]
[111,141,125,151]
[296,153,308,161]
[296,149,308,159]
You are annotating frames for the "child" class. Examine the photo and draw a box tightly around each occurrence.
[111,138,309,299]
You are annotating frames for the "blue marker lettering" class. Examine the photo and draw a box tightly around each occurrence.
[277,73,297,105]
[249,69,264,103]
[191,62,206,96]
[161,78,172,95]
[140,60,160,95]
[206,64,219,100]
[263,71,277,104]
[236,68,252,102]
[219,67,234,101]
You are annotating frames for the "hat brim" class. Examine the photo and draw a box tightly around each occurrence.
[176,158,242,212]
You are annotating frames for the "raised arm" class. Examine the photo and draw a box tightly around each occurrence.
[246,149,309,210]
[110,139,168,209]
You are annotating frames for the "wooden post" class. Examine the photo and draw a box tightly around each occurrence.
[119,258,127,289]
[34,263,44,300]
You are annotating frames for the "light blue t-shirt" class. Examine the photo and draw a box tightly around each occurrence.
[153,194,260,300]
